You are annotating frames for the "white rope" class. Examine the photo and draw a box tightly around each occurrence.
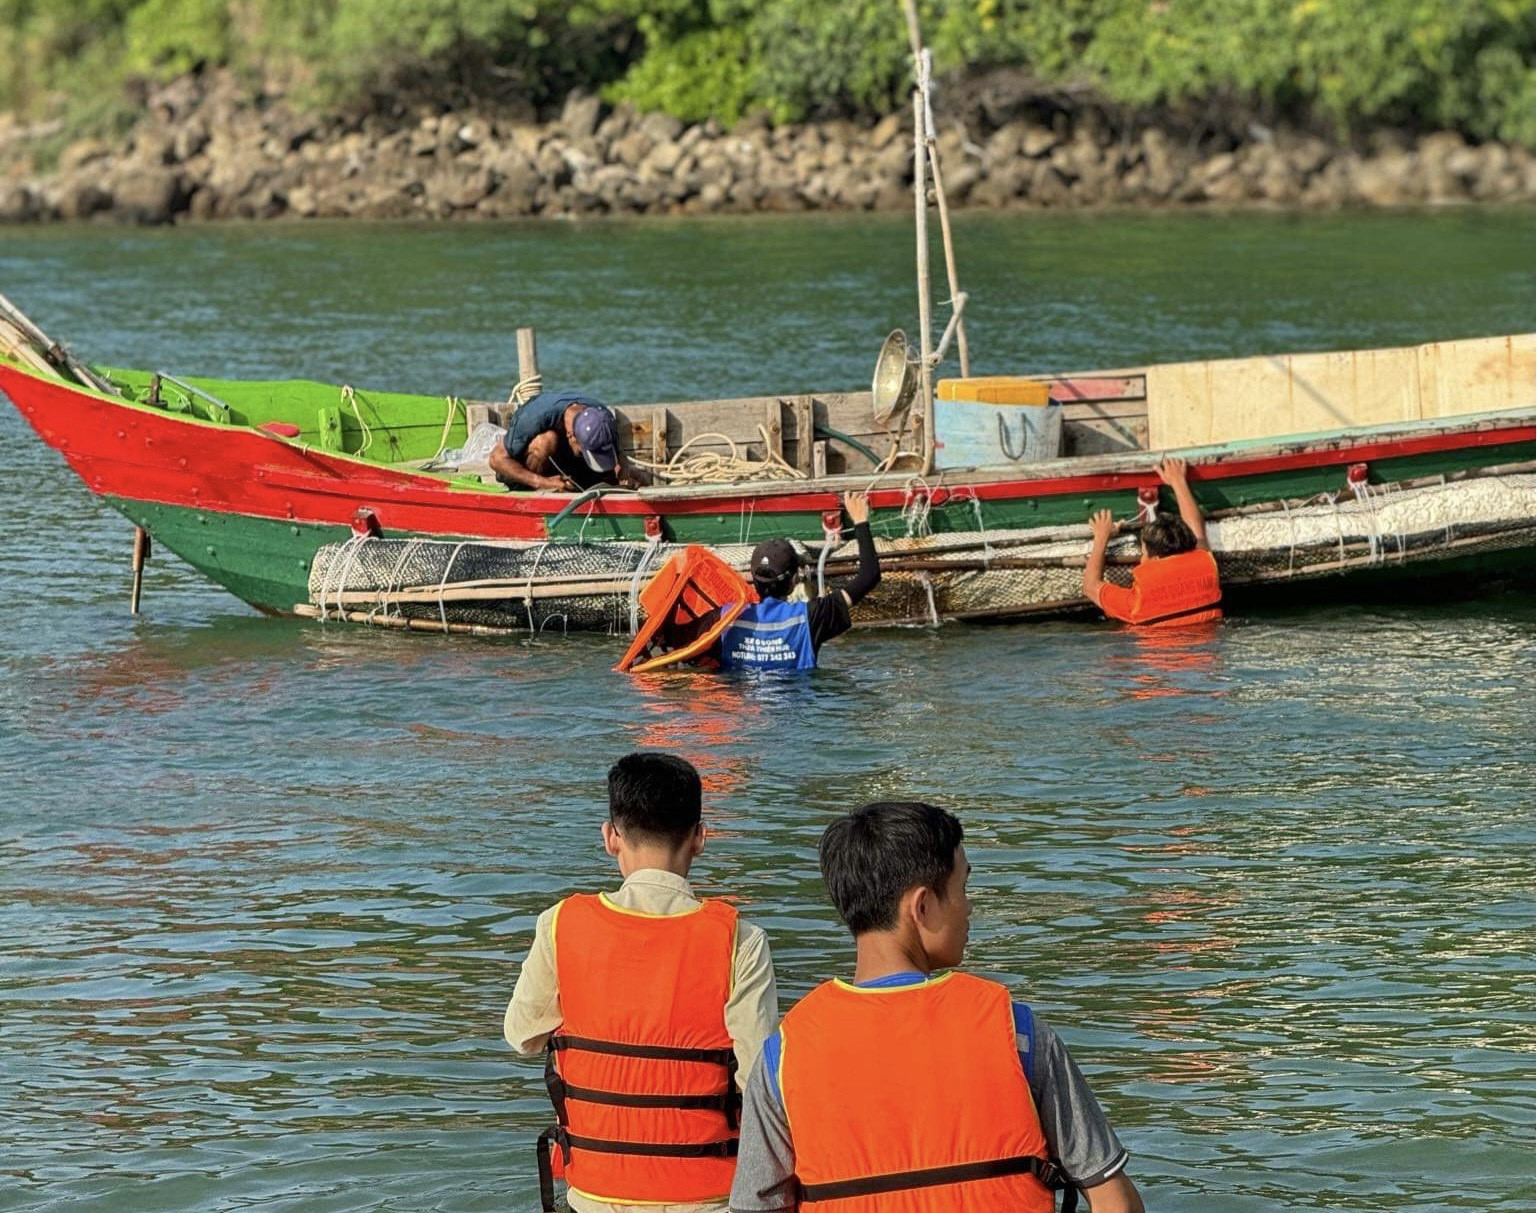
[901,477,934,538]
[370,538,424,623]
[320,532,372,620]
[815,519,848,597]
[431,396,462,464]
[919,571,940,627]
[508,374,543,406]
[630,427,807,486]
[339,385,374,457]
[522,542,551,633]
[1277,494,1298,576]
[955,486,992,566]
[628,534,663,636]
[436,542,467,633]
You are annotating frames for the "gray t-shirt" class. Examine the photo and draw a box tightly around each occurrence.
[728,988,1128,1212]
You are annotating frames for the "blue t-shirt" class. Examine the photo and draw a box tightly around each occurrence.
[497,390,605,467]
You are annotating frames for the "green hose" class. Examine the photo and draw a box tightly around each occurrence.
[814,423,882,467]
[547,485,614,532]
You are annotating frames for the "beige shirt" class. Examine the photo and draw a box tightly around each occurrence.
[505,868,778,1213]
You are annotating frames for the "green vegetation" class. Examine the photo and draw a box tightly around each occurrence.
[1,0,1531,145]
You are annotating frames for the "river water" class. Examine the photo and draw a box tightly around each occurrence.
[1,209,1532,1212]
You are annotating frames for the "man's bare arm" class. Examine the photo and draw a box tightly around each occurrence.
[1156,455,1208,550]
[489,434,567,490]
[1082,509,1116,603]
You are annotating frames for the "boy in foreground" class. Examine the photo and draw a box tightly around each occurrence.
[1083,455,1222,628]
[506,753,778,1213]
[729,801,1144,1212]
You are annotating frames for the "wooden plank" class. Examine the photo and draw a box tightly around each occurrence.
[1418,334,1536,418]
[812,439,828,479]
[790,397,814,474]
[1044,375,1146,402]
[763,399,784,462]
[651,407,669,465]
[623,419,653,454]
[1061,415,1147,457]
[1058,399,1148,423]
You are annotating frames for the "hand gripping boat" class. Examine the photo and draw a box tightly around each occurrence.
[616,546,759,673]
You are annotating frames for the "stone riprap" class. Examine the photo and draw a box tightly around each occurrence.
[0,73,1531,225]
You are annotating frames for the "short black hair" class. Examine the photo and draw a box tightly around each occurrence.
[1141,511,1198,558]
[608,752,702,846]
[818,801,964,935]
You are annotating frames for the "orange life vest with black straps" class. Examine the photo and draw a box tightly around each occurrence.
[776,972,1071,1212]
[537,892,740,1211]
[1104,548,1222,627]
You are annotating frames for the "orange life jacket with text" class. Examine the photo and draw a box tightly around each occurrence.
[1113,548,1222,627]
[776,972,1067,1212]
[616,545,757,674]
[537,892,741,1210]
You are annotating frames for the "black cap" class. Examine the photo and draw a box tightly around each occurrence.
[750,538,800,585]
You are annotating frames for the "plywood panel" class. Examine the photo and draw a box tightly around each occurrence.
[1148,335,1533,449]
[1418,334,1536,418]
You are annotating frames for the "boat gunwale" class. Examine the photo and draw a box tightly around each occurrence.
[2,352,1532,519]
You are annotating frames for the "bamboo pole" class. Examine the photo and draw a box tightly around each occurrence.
[912,87,935,474]
[293,603,523,636]
[901,0,970,377]
[130,527,150,614]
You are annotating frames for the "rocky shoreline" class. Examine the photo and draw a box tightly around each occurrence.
[1,72,1532,225]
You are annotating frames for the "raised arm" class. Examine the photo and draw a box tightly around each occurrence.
[1081,509,1116,604]
[1156,456,1208,550]
[834,491,880,608]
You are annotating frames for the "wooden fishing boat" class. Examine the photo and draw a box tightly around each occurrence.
[1,295,1531,633]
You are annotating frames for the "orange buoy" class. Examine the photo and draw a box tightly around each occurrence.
[616,546,757,674]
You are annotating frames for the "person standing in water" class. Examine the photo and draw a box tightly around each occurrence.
[728,801,1145,1212]
[1082,456,1222,628]
[717,491,880,671]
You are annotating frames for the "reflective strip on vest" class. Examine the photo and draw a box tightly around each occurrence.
[778,972,1058,1213]
[1123,549,1222,627]
[719,598,816,670]
[543,893,740,1207]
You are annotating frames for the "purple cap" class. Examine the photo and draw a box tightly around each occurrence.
[572,406,618,472]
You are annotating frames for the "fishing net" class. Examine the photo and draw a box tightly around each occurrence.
[305,472,1534,633]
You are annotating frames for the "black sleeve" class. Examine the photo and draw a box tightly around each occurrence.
[830,521,880,607]
[806,593,852,653]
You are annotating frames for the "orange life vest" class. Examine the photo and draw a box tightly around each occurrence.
[616,545,758,674]
[776,972,1067,1212]
[1104,548,1222,627]
[537,892,740,1211]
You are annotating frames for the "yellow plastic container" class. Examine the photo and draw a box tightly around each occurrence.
[935,377,1052,406]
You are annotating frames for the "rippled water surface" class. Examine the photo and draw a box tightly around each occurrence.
[2,209,1533,1211]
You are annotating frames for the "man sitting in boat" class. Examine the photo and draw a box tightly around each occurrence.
[717,491,880,671]
[488,390,637,491]
[1081,456,1223,628]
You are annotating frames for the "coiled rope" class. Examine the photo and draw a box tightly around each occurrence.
[630,427,807,485]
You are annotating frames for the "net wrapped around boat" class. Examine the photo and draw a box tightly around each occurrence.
[307,537,759,634]
[305,471,1533,633]
[848,471,1535,625]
